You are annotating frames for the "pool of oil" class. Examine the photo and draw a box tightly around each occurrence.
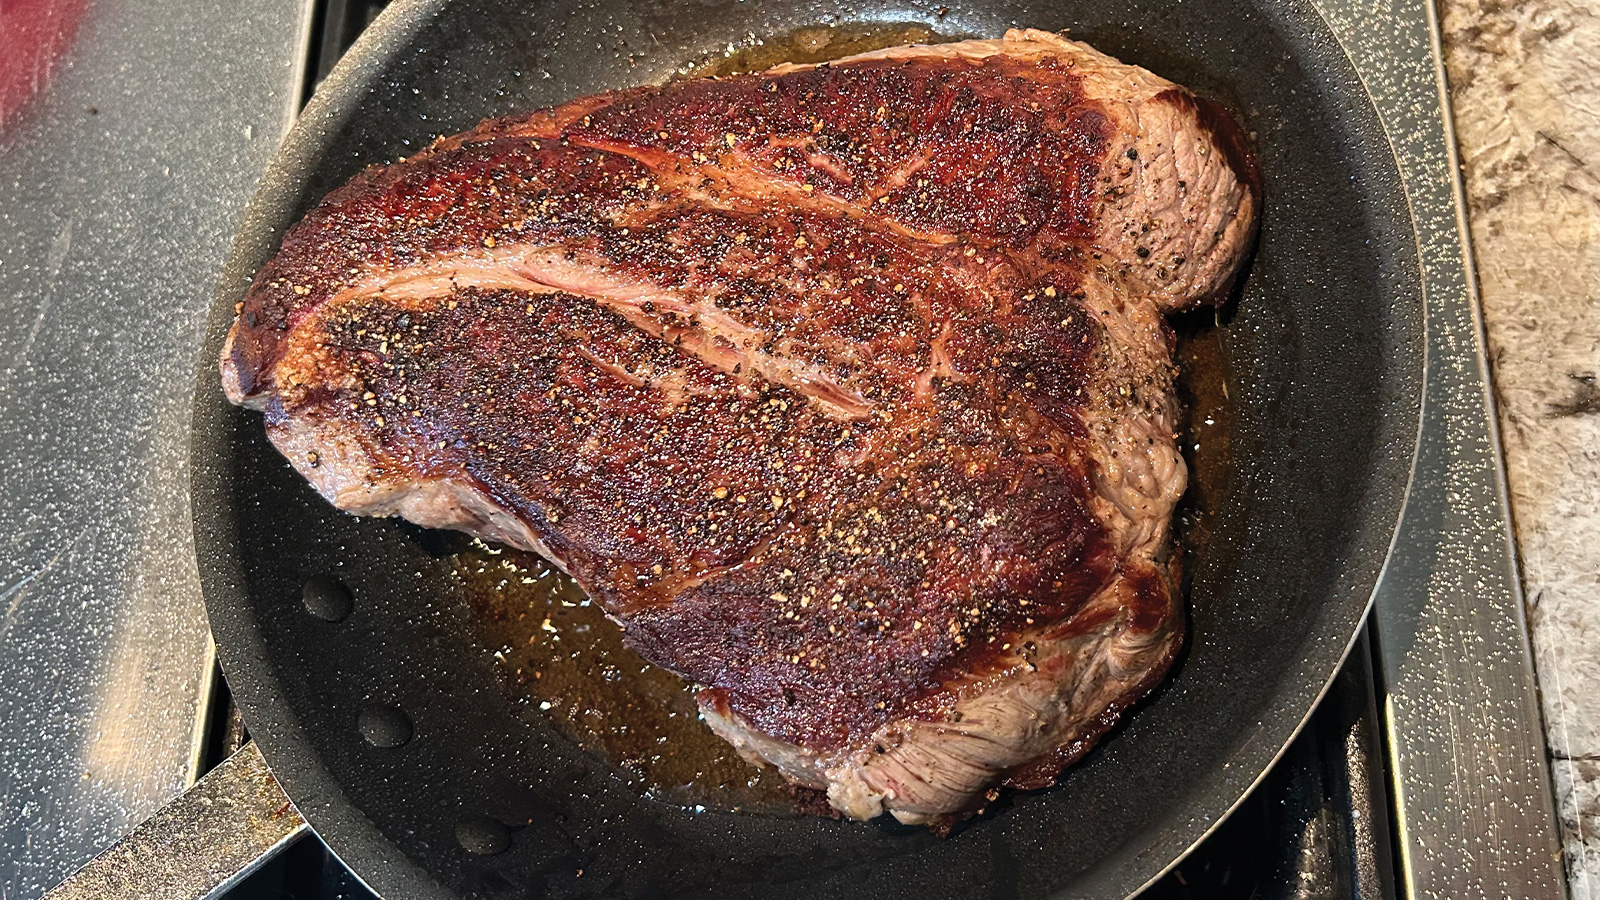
[454,545,799,814]
[687,22,953,77]
[450,24,1238,817]
[1174,323,1236,564]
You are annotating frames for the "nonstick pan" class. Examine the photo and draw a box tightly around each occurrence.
[190,0,1425,897]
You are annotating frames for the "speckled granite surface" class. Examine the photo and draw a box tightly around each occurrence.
[1441,1,1600,896]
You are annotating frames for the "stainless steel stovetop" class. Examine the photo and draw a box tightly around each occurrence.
[0,0,1567,897]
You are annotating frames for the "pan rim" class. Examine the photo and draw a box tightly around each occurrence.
[189,1,1428,897]
[193,2,461,897]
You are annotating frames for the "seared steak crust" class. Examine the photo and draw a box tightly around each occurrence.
[222,30,1258,824]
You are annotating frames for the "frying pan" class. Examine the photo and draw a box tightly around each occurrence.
[190,0,1424,896]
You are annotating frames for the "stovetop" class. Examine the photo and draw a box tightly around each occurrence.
[0,0,1567,896]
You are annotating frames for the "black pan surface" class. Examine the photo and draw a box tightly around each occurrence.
[191,1,1424,897]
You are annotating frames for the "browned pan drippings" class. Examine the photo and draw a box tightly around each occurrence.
[689,23,951,76]
[457,546,801,813]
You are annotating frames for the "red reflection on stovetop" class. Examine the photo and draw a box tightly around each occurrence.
[1,0,90,129]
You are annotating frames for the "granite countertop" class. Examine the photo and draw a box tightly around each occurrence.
[1443,1,1600,896]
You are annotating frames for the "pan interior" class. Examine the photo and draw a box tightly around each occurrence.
[193,0,1423,898]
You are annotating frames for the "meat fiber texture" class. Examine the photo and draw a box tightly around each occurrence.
[222,29,1258,826]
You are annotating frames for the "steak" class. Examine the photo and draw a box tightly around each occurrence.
[221,29,1258,825]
